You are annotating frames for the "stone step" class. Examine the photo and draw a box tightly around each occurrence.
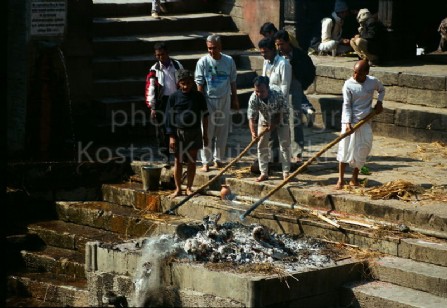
[92,49,258,79]
[5,296,64,307]
[92,69,256,98]
[92,31,254,57]
[21,246,86,279]
[93,13,237,37]
[28,220,124,255]
[306,94,447,142]
[92,0,215,18]
[398,238,447,267]
[371,256,447,297]
[310,55,447,109]
[342,280,447,308]
[54,200,196,238]
[102,181,446,265]
[223,177,447,236]
[6,161,133,200]
[7,272,88,307]
[90,88,252,144]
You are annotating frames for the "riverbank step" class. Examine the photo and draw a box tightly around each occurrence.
[7,272,89,307]
[371,256,447,297]
[28,220,124,255]
[342,280,447,308]
[21,246,86,279]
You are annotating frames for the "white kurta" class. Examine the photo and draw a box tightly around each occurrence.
[337,75,385,168]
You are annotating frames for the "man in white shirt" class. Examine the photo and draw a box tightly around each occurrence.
[146,42,183,164]
[336,60,384,189]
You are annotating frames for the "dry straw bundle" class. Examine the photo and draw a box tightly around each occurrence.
[365,179,425,201]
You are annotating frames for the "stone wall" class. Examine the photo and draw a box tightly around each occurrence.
[7,0,30,158]
[217,0,280,49]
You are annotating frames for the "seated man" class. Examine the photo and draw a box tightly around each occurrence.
[350,8,386,66]
[318,0,353,56]
[437,17,447,52]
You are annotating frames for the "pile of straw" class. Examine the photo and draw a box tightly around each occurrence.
[365,179,425,201]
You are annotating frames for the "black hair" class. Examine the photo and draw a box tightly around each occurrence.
[177,69,194,81]
[154,42,168,51]
[273,29,290,42]
[258,37,276,50]
[259,22,278,36]
[253,75,270,87]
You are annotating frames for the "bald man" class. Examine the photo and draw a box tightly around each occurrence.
[336,60,384,189]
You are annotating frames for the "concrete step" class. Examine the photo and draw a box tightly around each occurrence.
[54,200,196,238]
[371,256,447,297]
[28,220,124,255]
[92,31,254,57]
[342,280,447,308]
[93,13,237,36]
[7,273,88,307]
[21,246,86,279]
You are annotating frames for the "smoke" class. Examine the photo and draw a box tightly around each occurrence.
[132,234,184,307]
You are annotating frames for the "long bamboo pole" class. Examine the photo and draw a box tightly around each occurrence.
[164,129,267,214]
[240,111,377,221]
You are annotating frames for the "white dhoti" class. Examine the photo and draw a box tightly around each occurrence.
[336,122,373,169]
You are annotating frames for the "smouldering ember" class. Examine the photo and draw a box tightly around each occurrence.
[112,214,345,274]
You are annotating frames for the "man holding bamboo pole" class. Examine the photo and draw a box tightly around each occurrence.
[247,76,291,182]
[336,60,385,189]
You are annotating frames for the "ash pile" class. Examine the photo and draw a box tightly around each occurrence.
[174,213,339,272]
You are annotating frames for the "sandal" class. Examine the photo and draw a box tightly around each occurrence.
[255,174,269,182]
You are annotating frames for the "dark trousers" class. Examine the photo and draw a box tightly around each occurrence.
[154,96,170,162]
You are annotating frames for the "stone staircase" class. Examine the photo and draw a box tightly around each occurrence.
[90,0,256,145]
[305,55,447,143]
[6,159,447,306]
[6,1,447,306]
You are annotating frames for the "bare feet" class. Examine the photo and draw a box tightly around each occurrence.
[201,165,209,172]
[186,188,195,196]
[335,181,344,190]
[349,180,360,187]
[169,190,182,199]
[255,174,269,182]
[213,161,224,168]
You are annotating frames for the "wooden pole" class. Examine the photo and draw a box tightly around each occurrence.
[240,111,377,221]
[164,129,267,214]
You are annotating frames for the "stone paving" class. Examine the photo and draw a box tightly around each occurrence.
[225,124,447,193]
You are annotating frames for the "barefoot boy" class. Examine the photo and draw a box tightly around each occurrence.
[165,69,209,197]
[336,60,384,189]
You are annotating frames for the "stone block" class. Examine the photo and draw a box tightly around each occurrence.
[399,73,446,91]
[394,109,447,130]
[373,122,447,143]
[399,238,447,267]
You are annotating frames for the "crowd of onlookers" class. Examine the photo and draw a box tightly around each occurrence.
[145,0,445,196]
